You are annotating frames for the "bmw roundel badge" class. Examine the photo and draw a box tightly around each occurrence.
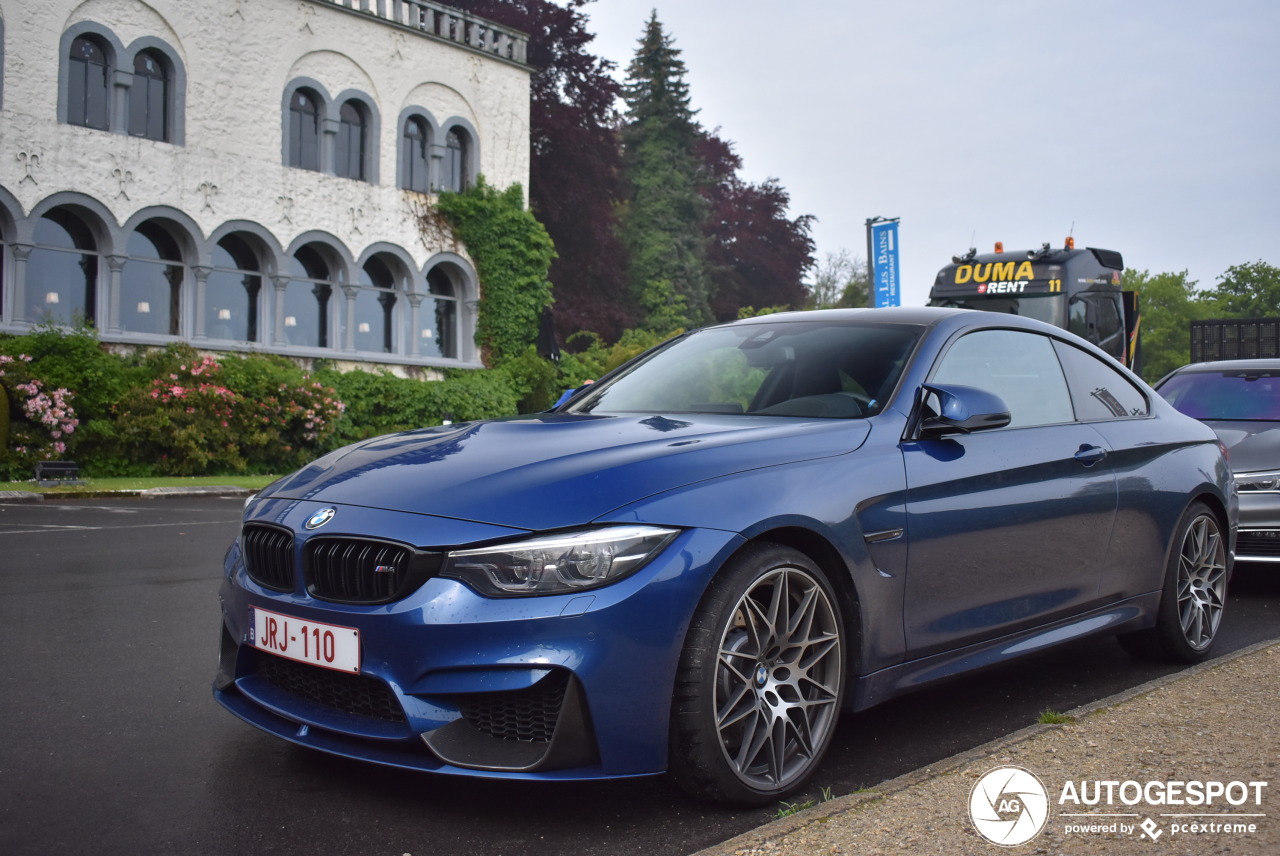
[305,507,337,530]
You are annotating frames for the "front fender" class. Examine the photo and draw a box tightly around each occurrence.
[600,431,911,675]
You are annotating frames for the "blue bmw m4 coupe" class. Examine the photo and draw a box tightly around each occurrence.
[215,307,1236,805]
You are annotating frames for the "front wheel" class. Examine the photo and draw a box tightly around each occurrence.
[669,544,846,806]
[1119,501,1229,663]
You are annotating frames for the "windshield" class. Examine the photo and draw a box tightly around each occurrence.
[928,294,1066,328]
[1159,368,1280,421]
[567,320,921,419]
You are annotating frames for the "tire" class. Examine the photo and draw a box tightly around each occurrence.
[1118,501,1228,663]
[668,543,846,806]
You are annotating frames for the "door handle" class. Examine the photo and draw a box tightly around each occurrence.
[1074,444,1108,466]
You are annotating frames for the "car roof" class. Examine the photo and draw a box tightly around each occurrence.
[712,306,1086,343]
[1170,359,1280,374]
[718,307,961,324]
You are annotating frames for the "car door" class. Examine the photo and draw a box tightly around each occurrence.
[1050,338,1165,599]
[901,328,1119,656]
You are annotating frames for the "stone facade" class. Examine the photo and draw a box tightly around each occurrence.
[0,0,531,372]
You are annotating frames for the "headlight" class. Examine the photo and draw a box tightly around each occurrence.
[442,525,680,597]
[1236,470,1280,492]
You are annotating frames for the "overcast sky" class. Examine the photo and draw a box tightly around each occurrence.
[576,0,1280,307]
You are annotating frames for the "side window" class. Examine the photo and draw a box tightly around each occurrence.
[1097,296,1122,343]
[401,117,430,192]
[1052,340,1149,419]
[441,128,470,192]
[68,35,111,130]
[129,51,168,142]
[1067,293,1125,360]
[1068,298,1088,339]
[931,329,1074,428]
[287,89,321,171]
[335,100,368,180]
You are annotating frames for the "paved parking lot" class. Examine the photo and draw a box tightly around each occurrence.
[1,497,1277,856]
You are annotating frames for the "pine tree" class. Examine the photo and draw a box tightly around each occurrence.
[619,13,713,328]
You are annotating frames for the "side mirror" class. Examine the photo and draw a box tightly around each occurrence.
[917,384,1011,437]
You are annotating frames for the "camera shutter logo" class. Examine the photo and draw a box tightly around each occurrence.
[969,765,1050,846]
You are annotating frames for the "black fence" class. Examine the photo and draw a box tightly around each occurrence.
[1190,318,1280,362]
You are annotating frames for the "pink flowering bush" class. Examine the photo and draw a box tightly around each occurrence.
[115,353,247,475]
[0,353,82,479]
[113,347,347,475]
[246,380,347,468]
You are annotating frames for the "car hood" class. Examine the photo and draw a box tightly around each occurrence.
[260,413,871,530]
[1204,420,1280,474]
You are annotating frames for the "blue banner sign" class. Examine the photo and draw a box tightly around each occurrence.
[870,220,901,308]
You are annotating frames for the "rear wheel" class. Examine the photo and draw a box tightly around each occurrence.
[1119,501,1228,663]
[669,544,846,806]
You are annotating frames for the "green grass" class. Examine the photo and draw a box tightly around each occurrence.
[1037,709,1075,725]
[0,475,279,493]
[775,786,834,818]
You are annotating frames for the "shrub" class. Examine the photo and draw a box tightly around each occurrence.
[1,326,144,476]
[113,352,246,475]
[109,348,346,476]
[319,366,520,447]
[217,353,345,471]
[0,353,81,480]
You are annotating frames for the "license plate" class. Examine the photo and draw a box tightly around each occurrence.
[251,607,360,674]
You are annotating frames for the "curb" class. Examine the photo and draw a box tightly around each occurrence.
[695,637,1280,855]
[0,490,45,503]
[0,486,254,502]
[141,486,254,498]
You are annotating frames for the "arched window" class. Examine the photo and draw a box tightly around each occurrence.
[283,245,333,348]
[26,209,98,325]
[441,128,469,192]
[67,36,110,130]
[129,50,168,141]
[121,222,183,336]
[355,257,398,353]
[425,267,458,359]
[401,117,430,192]
[206,234,261,342]
[335,100,367,180]
[287,89,321,171]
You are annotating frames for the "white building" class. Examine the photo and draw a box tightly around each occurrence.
[0,0,531,371]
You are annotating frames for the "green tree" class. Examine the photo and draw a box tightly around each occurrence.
[444,0,637,343]
[618,12,712,329]
[1202,260,1280,318]
[806,250,870,309]
[1126,269,1209,382]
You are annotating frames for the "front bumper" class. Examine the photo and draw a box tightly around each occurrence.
[214,499,742,780]
[1237,491,1280,563]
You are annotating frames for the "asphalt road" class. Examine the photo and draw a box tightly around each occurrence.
[1,496,1276,856]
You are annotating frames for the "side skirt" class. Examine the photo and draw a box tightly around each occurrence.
[848,593,1161,712]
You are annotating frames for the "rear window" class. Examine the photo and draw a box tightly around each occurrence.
[1159,369,1280,421]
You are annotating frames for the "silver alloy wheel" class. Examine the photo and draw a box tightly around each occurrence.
[713,566,842,790]
[1176,514,1227,651]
